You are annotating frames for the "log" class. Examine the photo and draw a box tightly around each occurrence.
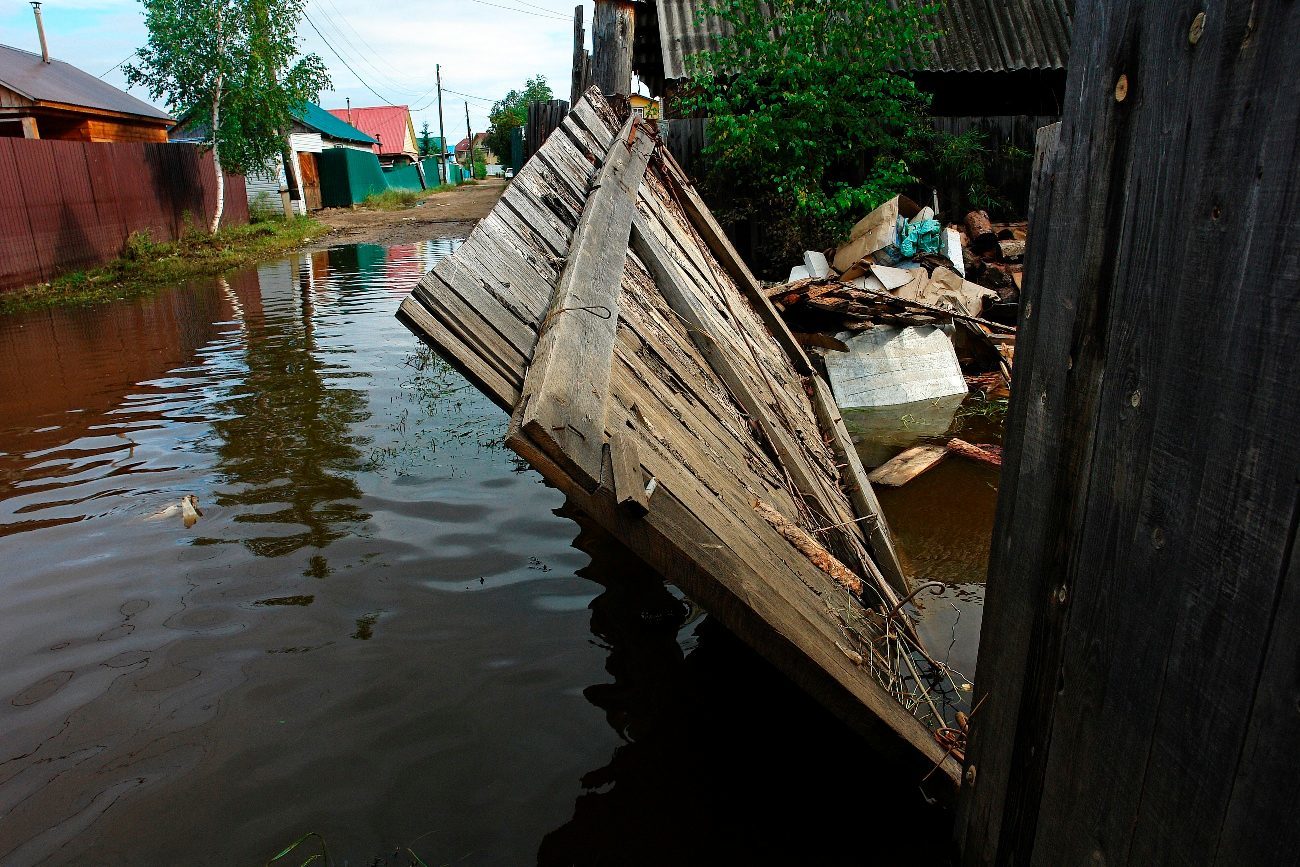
[867,445,948,487]
[964,210,997,254]
[753,500,862,595]
[946,438,1003,468]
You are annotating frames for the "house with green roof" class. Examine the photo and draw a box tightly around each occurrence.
[170,100,377,216]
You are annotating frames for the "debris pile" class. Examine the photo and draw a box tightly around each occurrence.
[768,196,1018,410]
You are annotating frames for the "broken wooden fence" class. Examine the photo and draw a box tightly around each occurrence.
[398,89,962,785]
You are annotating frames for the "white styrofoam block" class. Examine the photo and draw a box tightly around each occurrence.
[788,265,810,281]
[803,250,831,278]
[946,228,965,277]
[824,325,968,409]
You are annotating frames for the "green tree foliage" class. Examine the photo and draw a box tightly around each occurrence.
[483,75,552,164]
[682,0,936,270]
[125,0,330,232]
[418,120,434,157]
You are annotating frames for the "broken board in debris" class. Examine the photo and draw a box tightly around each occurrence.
[397,88,961,787]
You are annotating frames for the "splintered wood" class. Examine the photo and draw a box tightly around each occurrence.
[397,89,959,785]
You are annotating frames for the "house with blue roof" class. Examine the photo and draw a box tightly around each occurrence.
[171,101,376,216]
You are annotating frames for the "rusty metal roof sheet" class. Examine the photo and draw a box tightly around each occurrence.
[0,43,171,121]
[654,0,1072,81]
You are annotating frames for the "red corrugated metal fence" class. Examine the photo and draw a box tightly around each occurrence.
[0,138,249,292]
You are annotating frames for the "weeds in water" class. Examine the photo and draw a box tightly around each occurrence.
[2,216,327,314]
[956,391,1009,423]
[266,831,328,866]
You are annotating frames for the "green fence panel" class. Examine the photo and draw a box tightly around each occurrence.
[382,162,423,192]
[420,157,445,186]
[318,147,388,207]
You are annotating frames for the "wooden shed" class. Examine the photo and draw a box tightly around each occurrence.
[0,43,172,143]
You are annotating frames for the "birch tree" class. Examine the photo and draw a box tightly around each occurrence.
[125,0,330,233]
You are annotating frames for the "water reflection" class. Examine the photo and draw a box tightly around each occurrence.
[540,509,953,866]
[203,263,370,562]
[0,239,955,865]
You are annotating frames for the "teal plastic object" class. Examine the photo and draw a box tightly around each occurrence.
[898,217,943,258]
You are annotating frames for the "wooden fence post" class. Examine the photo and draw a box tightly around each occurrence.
[591,0,634,97]
[957,2,1300,864]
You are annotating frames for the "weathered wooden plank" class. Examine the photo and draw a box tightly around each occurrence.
[958,2,1300,864]
[630,216,902,603]
[868,445,949,487]
[397,296,519,410]
[608,430,650,516]
[656,144,814,376]
[512,117,656,491]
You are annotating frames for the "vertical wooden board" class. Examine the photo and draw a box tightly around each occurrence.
[0,139,43,290]
[959,2,1300,865]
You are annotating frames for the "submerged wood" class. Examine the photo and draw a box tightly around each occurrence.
[397,88,958,786]
[869,445,949,487]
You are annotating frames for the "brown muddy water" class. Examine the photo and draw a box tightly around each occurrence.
[0,241,989,866]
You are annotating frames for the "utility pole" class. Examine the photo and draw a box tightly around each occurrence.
[465,101,473,179]
[435,64,447,185]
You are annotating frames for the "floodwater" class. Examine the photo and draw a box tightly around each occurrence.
[845,395,1003,690]
[0,242,957,866]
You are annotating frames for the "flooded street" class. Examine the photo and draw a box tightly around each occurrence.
[0,241,960,865]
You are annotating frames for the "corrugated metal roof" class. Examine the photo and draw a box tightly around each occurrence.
[654,0,1071,81]
[0,43,171,121]
[896,0,1072,73]
[325,105,415,156]
[294,102,376,144]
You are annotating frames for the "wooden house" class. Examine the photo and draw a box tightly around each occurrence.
[0,43,172,143]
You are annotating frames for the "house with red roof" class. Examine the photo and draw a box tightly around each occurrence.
[326,104,418,166]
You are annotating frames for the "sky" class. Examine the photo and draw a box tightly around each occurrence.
[0,0,604,142]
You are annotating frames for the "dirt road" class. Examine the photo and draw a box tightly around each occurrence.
[313,179,507,247]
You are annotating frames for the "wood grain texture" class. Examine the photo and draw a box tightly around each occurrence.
[868,445,948,487]
[957,2,1300,864]
[516,115,655,491]
[609,430,649,516]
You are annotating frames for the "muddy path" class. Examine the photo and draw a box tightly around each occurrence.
[312,178,507,247]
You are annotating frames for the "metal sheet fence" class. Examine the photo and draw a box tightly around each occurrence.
[0,138,248,292]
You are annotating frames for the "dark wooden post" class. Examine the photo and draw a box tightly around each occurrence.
[958,2,1300,865]
[570,4,591,105]
[591,0,634,97]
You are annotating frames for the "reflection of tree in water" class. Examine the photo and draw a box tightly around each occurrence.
[207,266,370,564]
[538,506,953,867]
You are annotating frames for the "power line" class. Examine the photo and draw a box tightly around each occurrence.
[309,0,431,97]
[462,0,570,21]
[303,13,400,106]
[99,53,134,78]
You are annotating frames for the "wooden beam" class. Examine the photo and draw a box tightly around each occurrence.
[609,430,650,516]
[511,115,655,491]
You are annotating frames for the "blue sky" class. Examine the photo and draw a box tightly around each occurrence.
[0,0,601,138]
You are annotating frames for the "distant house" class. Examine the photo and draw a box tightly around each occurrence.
[0,43,172,142]
[171,101,376,215]
[628,93,659,119]
[455,132,492,164]
[326,104,418,166]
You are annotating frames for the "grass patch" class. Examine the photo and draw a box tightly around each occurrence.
[360,188,422,210]
[2,216,327,315]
